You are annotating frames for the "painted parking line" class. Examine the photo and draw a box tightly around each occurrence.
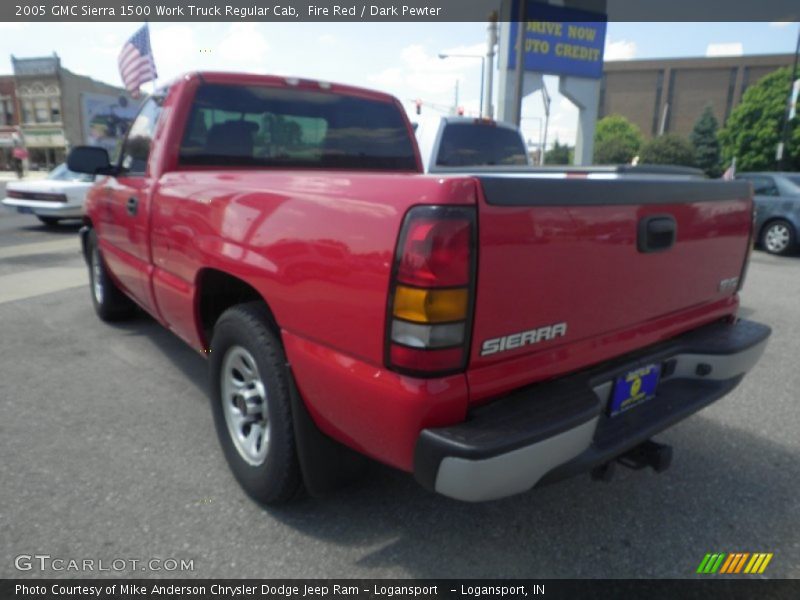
[0,238,81,261]
[0,267,87,305]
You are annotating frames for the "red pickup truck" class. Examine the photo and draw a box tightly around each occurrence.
[67,72,770,504]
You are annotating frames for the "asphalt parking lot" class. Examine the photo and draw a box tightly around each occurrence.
[1,192,798,579]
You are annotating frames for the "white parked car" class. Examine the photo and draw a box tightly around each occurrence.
[2,163,95,226]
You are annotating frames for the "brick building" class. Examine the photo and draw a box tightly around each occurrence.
[600,53,795,138]
[10,53,135,170]
[0,74,21,170]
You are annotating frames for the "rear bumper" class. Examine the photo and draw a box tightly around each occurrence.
[2,197,83,218]
[414,318,770,502]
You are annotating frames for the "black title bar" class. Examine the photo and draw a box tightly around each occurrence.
[2,0,800,22]
[2,579,799,600]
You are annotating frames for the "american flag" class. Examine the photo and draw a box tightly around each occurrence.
[118,24,158,98]
[722,157,736,180]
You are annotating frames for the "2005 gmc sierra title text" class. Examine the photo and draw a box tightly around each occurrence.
[67,71,770,504]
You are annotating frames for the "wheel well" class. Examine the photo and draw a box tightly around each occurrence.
[196,269,277,348]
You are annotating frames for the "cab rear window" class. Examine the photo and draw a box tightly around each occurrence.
[436,123,528,167]
[180,83,417,171]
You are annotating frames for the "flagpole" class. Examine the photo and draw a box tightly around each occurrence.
[147,21,155,98]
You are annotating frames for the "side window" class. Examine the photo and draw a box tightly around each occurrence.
[119,97,163,176]
[751,176,779,197]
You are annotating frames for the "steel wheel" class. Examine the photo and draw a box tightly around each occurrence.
[91,244,104,305]
[86,229,134,321]
[209,302,303,504]
[221,345,270,466]
[764,222,792,255]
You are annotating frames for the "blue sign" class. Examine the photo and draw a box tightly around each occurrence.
[507,0,607,79]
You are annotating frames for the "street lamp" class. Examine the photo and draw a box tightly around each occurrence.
[438,52,485,117]
[777,25,800,169]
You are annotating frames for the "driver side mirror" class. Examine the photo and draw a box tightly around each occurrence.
[67,146,117,176]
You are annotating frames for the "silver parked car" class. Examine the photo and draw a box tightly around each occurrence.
[736,172,800,256]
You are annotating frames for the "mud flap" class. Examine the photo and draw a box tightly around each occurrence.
[285,364,369,496]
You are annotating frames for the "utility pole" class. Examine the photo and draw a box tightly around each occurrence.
[483,11,498,118]
[510,0,527,127]
[777,25,800,169]
[541,81,551,164]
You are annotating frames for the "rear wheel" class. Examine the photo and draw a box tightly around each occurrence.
[86,229,135,321]
[761,219,796,256]
[37,216,60,227]
[209,302,302,505]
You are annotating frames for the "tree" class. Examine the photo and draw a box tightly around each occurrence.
[639,134,696,167]
[545,139,572,165]
[719,66,800,172]
[691,105,722,177]
[593,115,643,164]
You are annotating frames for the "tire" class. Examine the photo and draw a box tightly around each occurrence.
[209,302,303,505]
[37,216,60,227]
[760,219,796,256]
[86,229,135,321]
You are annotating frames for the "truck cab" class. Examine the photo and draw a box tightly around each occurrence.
[414,115,531,172]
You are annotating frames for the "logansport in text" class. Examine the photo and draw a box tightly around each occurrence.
[15,584,543,597]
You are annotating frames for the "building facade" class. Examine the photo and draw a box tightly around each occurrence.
[0,75,21,170]
[600,53,795,139]
[11,54,135,170]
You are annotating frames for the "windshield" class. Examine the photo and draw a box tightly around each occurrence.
[48,164,95,182]
[436,123,529,167]
[785,174,800,190]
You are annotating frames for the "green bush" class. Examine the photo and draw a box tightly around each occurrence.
[593,115,642,164]
[639,134,696,167]
[691,105,722,177]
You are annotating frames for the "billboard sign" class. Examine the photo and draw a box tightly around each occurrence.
[507,0,607,79]
[81,93,138,153]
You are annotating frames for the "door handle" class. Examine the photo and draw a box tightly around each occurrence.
[126,196,139,216]
[638,215,676,253]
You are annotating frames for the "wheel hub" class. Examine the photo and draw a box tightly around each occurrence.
[766,225,790,253]
[220,346,270,466]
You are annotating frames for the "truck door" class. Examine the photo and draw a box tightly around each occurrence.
[99,96,163,314]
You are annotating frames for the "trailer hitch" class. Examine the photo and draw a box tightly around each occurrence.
[591,439,673,482]
[618,439,673,473]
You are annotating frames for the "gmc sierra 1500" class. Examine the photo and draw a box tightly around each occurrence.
[67,71,770,504]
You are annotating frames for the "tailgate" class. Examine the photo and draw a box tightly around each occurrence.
[468,176,753,400]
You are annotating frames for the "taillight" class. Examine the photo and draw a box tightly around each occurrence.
[6,190,66,202]
[386,205,476,376]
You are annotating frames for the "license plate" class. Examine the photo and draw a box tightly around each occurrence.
[17,206,33,214]
[609,363,661,417]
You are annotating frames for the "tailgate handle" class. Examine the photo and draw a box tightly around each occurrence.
[638,215,676,253]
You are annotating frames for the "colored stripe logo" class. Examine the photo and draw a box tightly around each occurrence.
[697,552,773,574]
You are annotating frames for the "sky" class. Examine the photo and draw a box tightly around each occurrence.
[0,20,798,148]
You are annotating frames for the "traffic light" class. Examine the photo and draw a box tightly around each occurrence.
[415,99,422,115]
